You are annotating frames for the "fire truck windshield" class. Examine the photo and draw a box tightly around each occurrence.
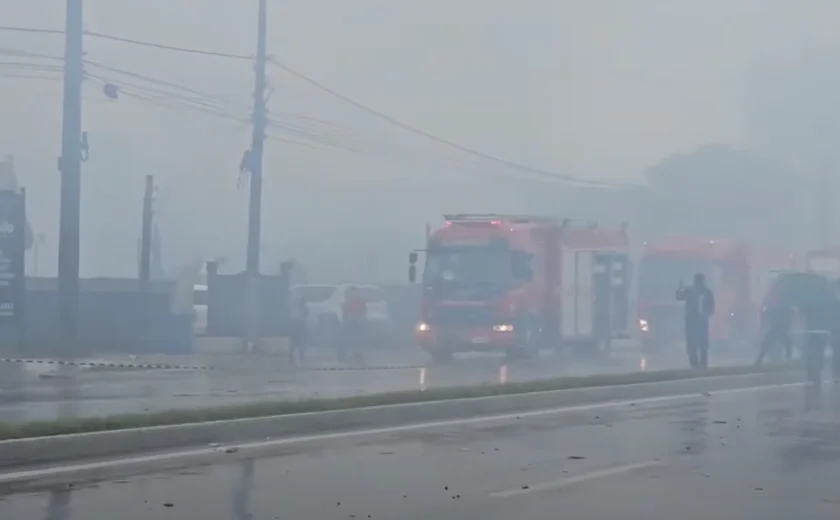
[423,245,510,293]
[639,254,721,300]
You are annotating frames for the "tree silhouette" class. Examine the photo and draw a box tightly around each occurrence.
[640,144,809,246]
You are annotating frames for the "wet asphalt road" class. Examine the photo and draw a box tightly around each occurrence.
[2,381,840,518]
[0,347,758,423]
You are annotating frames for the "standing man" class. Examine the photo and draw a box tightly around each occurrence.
[756,296,795,365]
[677,273,715,369]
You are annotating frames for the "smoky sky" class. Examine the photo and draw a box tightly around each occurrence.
[1,0,839,280]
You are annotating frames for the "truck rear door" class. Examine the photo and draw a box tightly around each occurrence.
[592,253,612,340]
[592,252,630,339]
[561,249,594,339]
[611,254,631,333]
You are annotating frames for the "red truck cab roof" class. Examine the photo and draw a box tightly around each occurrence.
[432,214,629,250]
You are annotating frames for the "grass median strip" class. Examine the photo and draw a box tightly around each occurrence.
[0,364,792,441]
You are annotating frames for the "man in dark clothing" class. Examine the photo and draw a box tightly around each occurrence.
[757,299,794,365]
[676,273,715,369]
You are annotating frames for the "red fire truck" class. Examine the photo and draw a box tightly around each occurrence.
[408,214,631,362]
[637,238,800,352]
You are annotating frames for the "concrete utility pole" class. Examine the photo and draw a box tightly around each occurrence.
[57,0,84,347]
[139,175,154,284]
[242,0,268,351]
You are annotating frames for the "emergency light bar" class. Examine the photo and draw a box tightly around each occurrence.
[443,213,560,225]
[441,214,629,234]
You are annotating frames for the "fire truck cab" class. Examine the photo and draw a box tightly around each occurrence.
[408,214,630,362]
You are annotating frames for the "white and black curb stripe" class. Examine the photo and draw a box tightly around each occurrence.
[0,358,212,371]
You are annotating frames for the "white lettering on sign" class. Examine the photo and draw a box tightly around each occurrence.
[0,221,13,234]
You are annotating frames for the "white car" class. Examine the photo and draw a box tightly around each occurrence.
[291,284,391,346]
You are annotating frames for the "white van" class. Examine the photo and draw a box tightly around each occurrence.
[291,284,391,347]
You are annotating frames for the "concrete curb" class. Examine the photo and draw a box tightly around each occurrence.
[0,369,799,469]
[0,358,212,371]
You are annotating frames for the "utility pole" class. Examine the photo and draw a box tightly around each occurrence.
[57,0,84,348]
[139,175,154,284]
[242,0,268,351]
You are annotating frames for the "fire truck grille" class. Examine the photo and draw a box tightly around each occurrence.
[432,306,495,327]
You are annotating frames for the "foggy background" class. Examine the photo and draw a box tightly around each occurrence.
[2,0,840,283]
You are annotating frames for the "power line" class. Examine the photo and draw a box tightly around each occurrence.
[82,65,358,151]
[0,24,631,187]
[0,71,62,82]
[84,31,251,60]
[84,59,222,99]
[0,25,62,36]
[0,25,250,60]
[84,56,591,179]
[85,72,245,120]
[0,61,61,72]
[82,72,330,149]
[0,44,414,159]
[0,54,62,81]
[267,58,628,188]
[84,59,341,130]
[0,48,63,61]
[85,75,349,149]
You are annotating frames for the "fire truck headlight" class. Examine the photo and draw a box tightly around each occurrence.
[639,319,649,332]
[416,322,431,332]
[493,324,514,332]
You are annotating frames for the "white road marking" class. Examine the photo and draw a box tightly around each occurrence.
[490,460,663,498]
[0,381,803,484]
